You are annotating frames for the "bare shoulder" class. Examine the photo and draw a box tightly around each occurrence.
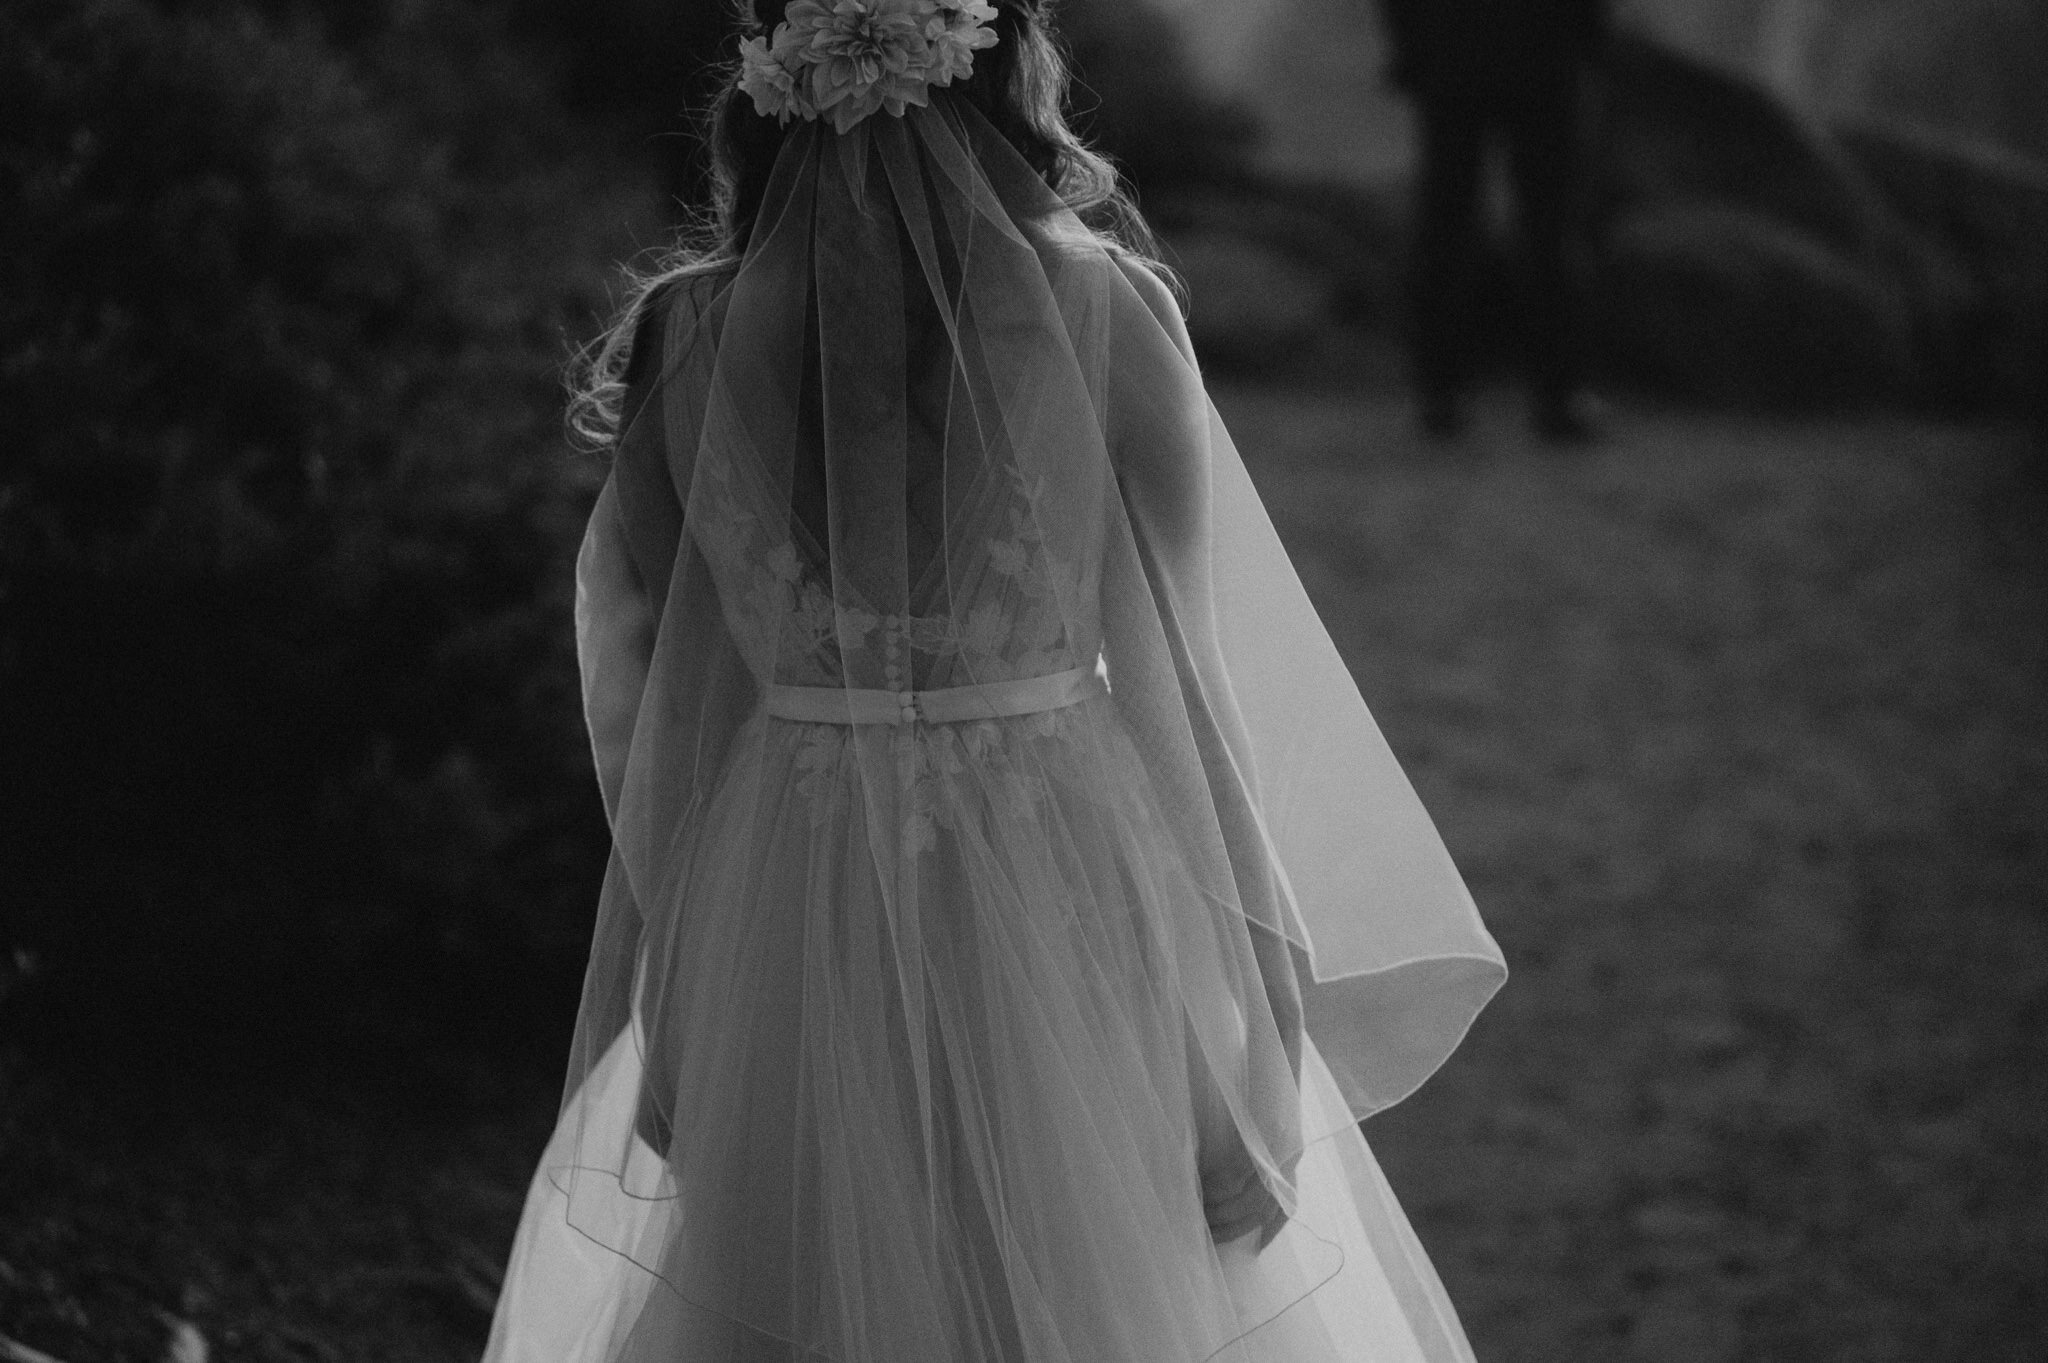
[1105,253,1200,371]
[1042,244,1179,325]
[1092,254,1210,508]
[1110,253,1181,328]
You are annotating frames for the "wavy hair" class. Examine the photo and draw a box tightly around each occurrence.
[567,0,1171,449]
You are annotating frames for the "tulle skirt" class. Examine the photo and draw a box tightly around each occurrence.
[484,697,1479,1363]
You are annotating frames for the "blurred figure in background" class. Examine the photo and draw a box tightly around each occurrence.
[1379,0,1608,440]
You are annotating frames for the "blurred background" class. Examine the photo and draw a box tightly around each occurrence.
[1,0,2042,1359]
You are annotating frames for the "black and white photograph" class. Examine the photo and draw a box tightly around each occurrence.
[3,1,2044,1360]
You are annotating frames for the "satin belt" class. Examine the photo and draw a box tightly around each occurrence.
[764,662,1103,727]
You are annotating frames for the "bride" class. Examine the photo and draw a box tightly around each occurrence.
[485,2,1505,1359]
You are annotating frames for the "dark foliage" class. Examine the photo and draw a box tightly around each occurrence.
[0,0,655,1018]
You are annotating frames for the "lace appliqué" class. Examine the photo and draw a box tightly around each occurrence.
[970,477,1091,683]
[698,455,1099,851]
[785,706,1089,844]
[695,459,1090,687]
[903,706,1089,850]
[693,459,879,683]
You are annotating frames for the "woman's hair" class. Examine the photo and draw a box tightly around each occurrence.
[567,0,1169,449]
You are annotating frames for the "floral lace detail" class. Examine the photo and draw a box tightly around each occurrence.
[784,704,1091,847]
[900,706,1089,848]
[698,452,1102,854]
[964,477,1092,682]
[793,723,857,829]
[692,459,879,684]
[695,458,1093,688]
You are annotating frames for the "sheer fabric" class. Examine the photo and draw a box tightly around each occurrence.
[487,97,1505,1363]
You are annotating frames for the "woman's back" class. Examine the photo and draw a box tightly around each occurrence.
[486,8,1503,1360]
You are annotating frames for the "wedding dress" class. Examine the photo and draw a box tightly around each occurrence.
[484,97,1505,1363]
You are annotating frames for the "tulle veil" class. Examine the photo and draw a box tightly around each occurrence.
[485,92,1506,1363]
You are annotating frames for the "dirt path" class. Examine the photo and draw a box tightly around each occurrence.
[1218,383,2048,1362]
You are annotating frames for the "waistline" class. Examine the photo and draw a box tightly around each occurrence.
[762,662,1103,727]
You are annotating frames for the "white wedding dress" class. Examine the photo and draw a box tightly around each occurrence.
[484,99,1504,1363]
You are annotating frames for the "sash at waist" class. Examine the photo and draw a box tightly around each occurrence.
[763,662,1103,727]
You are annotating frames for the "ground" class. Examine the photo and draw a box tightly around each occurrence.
[4,386,2044,1362]
[1229,385,2048,1363]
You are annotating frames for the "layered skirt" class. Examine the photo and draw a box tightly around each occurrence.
[485,691,1479,1363]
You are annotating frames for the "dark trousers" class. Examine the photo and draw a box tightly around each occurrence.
[1408,75,1586,410]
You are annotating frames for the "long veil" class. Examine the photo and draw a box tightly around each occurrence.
[495,95,1505,1363]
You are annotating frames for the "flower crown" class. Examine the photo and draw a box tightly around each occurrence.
[740,0,1001,135]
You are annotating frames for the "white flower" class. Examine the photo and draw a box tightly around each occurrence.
[926,0,1000,85]
[790,0,932,131]
[738,34,804,123]
[741,0,1000,135]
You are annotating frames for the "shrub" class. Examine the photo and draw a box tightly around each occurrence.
[0,0,657,1010]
